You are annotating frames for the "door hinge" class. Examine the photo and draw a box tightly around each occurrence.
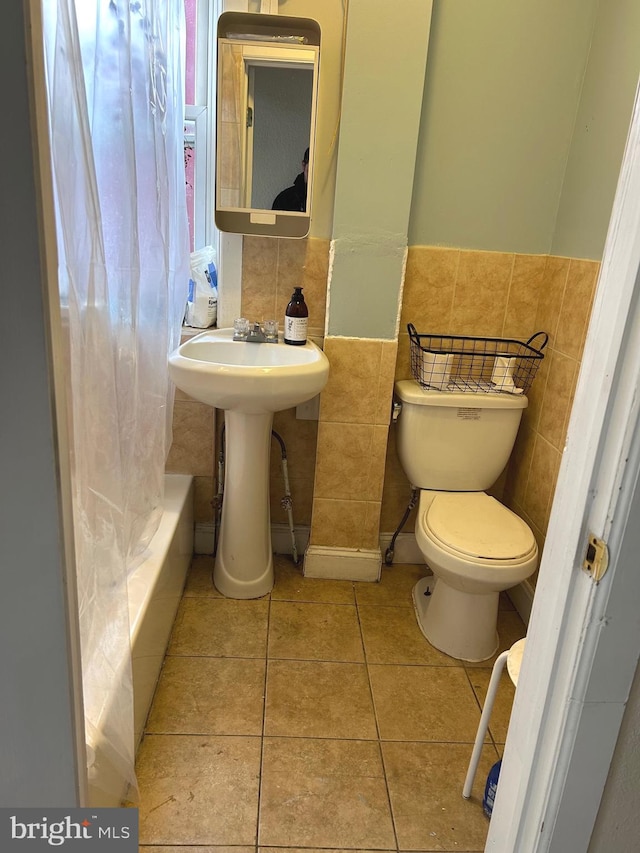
[246,106,253,128]
[582,533,609,583]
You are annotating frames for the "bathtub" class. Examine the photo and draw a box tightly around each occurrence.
[88,473,194,806]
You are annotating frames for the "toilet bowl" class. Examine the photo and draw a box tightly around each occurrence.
[412,490,537,661]
[393,378,538,663]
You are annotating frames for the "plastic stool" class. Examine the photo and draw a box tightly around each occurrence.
[462,637,526,799]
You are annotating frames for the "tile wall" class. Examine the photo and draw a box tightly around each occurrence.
[167,236,330,531]
[382,247,600,587]
[168,240,599,586]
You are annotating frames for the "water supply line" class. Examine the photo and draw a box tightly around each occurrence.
[213,424,299,566]
[384,486,420,566]
[270,430,299,565]
[212,424,225,559]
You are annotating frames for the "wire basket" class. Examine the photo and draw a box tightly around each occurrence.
[408,323,548,396]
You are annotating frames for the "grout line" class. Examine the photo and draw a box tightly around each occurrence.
[141,560,495,849]
[354,584,401,853]
[256,575,273,850]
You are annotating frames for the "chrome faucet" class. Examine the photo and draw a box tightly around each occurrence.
[246,322,266,343]
[233,318,278,343]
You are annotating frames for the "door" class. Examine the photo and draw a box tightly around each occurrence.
[487,80,640,851]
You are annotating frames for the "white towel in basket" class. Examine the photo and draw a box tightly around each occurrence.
[422,351,454,390]
[491,356,523,394]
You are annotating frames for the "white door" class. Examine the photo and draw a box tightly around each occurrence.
[487,80,640,851]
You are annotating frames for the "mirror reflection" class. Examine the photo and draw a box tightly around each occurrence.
[215,12,320,238]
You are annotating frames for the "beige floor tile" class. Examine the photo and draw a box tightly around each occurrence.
[259,849,393,852]
[168,597,269,658]
[355,563,428,607]
[142,848,254,852]
[182,555,223,597]
[137,734,260,846]
[145,656,265,736]
[382,741,498,851]
[359,605,458,666]
[268,600,364,662]
[464,609,526,669]
[265,660,377,739]
[273,556,356,604]
[259,737,396,849]
[369,664,482,742]
[466,666,516,744]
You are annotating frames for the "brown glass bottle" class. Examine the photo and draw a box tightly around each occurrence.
[284,286,308,345]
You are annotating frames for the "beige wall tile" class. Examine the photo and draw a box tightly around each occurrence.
[277,237,329,333]
[315,422,388,502]
[522,350,550,432]
[394,331,412,381]
[554,259,599,360]
[375,340,399,424]
[270,408,318,481]
[310,497,381,549]
[450,250,514,337]
[383,423,409,487]
[270,476,314,527]
[241,236,278,321]
[400,246,458,331]
[523,435,561,531]
[193,475,214,524]
[166,401,214,476]
[504,424,536,510]
[534,255,569,349]
[380,484,417,533]
[320,337,385,424]
[538,350,578,450]
[503,254,547,340]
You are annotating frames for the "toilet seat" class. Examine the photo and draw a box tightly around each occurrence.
[422,492,536,564]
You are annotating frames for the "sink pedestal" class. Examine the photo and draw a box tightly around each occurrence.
[168,328,329,599]
[214,410,274,598]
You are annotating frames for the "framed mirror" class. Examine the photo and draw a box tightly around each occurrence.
[215,12,320,238]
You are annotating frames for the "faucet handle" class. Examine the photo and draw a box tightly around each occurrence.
[263,319,278,342]
[233,318,250,341]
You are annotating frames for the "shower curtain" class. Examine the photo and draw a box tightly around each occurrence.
[42,0,189,801]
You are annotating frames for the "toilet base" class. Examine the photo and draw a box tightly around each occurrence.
[412,577,499,662]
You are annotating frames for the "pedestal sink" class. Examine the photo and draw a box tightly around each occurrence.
[168,328,329,598]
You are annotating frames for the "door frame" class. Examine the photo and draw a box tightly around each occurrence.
[488,77,640,851]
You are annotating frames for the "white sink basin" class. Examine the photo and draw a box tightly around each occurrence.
[169,327,329,413]
[168,327,330,599]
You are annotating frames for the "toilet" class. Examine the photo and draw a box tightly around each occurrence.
[394,379,537,662]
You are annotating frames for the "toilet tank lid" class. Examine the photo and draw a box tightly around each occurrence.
[425,493,536,559]
[395,379,528,409]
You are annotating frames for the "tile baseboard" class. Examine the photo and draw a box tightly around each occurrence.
[303,545,382,582]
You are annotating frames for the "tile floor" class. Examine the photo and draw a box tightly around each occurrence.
[136,554,526,852]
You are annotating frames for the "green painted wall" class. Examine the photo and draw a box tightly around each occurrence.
[326,0,433,339]
[552,0,640,259]
[408,0,599,254]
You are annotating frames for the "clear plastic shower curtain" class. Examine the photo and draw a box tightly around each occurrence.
[42,0,189,801]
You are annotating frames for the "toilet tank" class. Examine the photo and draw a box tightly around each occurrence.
[394,379,528,491]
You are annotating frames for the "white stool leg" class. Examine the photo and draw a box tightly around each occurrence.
[463,649,509,799]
